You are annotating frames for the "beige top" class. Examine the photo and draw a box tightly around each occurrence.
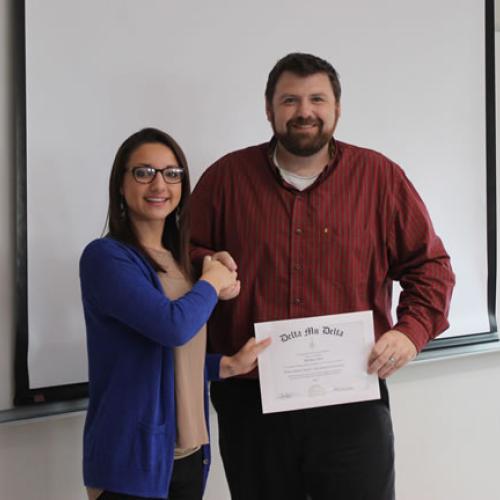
[86,249,209,499]
[152,248,209,457]
[86,488,102,500]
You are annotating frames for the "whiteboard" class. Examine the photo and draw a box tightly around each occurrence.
[19,0,495,393]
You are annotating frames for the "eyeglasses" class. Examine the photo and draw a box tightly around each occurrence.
[127,166,185,184]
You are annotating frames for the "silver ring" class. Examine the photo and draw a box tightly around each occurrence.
[388,356,396,365]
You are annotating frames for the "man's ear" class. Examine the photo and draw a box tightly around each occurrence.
[265,102,273,123]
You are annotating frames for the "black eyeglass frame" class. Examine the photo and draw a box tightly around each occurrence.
[127,165,185,184]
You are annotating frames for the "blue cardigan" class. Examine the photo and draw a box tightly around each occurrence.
[80,237,221,498]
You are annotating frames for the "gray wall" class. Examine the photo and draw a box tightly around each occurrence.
[1,1,500,499]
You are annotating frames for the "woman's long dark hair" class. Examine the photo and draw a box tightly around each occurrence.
[107,127,193,279]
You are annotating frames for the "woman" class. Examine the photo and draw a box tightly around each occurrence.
[80,128,269,500]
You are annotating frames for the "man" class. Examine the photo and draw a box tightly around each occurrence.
[189,53,455,500]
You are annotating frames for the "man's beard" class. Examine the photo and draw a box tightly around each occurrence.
[274,116,333,157]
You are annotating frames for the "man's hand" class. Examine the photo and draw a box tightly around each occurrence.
[212,251,241,300]
[367,330,417,379]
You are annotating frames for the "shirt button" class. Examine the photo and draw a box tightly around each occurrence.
[294,264,302,271]
[296,228,303,235]
[294,298,301,304]
[203,458,209,465]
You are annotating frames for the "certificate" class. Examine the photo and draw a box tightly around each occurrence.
[254,311,380,413]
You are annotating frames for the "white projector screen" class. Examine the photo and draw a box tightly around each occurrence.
[15,0,496,403]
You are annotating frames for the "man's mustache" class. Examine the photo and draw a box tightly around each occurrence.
[287,117,323,128]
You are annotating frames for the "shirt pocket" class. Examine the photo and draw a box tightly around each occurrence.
[320,224,373,287]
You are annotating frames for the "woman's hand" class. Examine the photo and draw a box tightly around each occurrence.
[219,337,271,378]
[200,255,237,296]
[212,251,241,300]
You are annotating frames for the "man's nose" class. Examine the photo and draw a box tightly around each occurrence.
[296,99,314,118]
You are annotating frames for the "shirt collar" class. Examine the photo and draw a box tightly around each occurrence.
[266,136,338,186]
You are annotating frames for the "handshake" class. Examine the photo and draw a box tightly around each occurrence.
[200,251,241,300]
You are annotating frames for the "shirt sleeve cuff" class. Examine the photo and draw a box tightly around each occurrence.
[205,353,223,381]
[192,279,219,309]
[393,317,431,353]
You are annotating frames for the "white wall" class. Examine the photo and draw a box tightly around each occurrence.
[1,2,500,500]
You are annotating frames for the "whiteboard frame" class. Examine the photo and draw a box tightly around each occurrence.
[13,0,498,406]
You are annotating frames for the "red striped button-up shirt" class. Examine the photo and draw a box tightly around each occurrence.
[190,139,455,371]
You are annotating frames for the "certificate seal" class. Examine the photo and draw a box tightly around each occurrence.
[308,384,326,397]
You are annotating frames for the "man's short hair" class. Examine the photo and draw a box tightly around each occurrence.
[265,53,341,104]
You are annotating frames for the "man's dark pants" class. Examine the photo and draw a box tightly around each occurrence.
[211,379,395,500]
